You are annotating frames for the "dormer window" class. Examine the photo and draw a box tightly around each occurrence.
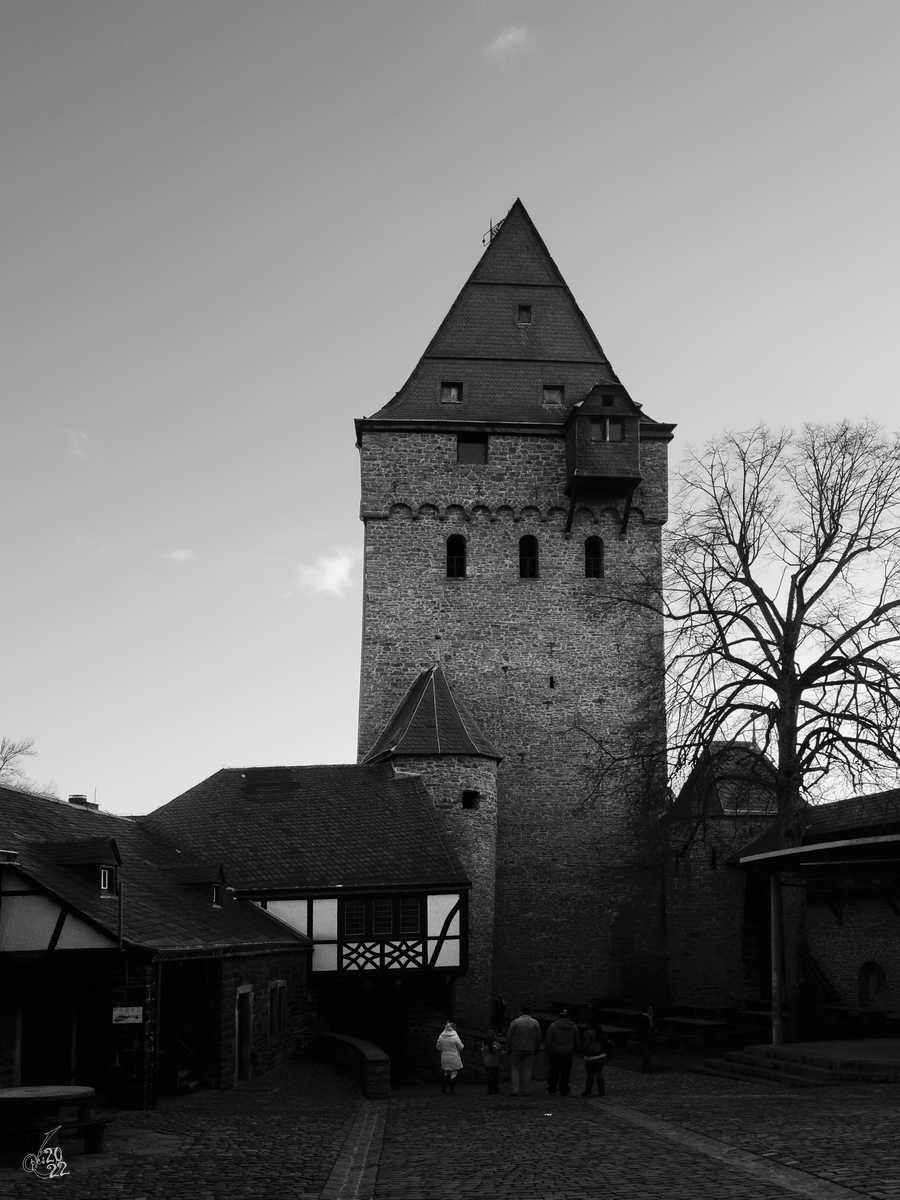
[543,386,564,407]
[441,382,463,404]
[517,304,532,324]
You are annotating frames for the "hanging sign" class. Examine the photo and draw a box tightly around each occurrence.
[112,1006,143,1024]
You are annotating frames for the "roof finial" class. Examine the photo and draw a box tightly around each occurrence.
[482,216,504,247]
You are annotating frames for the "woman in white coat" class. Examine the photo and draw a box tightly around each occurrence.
[436,1021,464,1094]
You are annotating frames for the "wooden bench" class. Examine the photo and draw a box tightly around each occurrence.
[0,1108,117,1157]
[657,1016,726,1046]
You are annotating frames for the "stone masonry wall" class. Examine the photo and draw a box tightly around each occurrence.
[806,896,900,1009]
[358,429,669,1010]
[663,817,772,1008]
[218,951,311,1088]
[391,756,498,1028]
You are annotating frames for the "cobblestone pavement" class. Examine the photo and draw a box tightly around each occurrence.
[2,1057,898,1199]
[0,1060,361,1200]
[376,1060,900,1200]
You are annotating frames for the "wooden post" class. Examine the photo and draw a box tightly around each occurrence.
[770,872,783,1047]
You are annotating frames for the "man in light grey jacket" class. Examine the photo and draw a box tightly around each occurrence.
[505,1004,542,1096]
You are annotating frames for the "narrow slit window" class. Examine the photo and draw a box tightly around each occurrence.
[519,535,539,579]
[268,981,287,1038]
[447,534,466,578]
[585,536,604,578]
[457,434,488,464]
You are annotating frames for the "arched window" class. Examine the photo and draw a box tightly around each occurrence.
[447,534,466,578]
[519,535,539,579]
[585,536,604,578]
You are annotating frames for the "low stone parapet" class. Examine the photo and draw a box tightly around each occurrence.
[314,1033,391,1099]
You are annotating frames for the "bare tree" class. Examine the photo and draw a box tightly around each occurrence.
[664,420,900,841]
[0,736,58,798]
[572,421,900,848]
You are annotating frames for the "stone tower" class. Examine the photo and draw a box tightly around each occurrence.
[356,200,674,1015]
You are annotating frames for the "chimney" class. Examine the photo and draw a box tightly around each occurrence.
[68,794,99,811]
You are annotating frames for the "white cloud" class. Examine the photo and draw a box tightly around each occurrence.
[295,548,360,597]
[66,429,89,460]
[164,549,196,563]
[486,25,532,63]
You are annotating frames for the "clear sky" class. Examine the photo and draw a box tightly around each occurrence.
[2,1,898,813]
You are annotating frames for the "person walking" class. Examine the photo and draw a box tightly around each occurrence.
[436,1021,464,1095]
[545,1009,580,1097]
[480,1028,502,1095]
[505,1004,542,1096]
[581,1027,608,1096]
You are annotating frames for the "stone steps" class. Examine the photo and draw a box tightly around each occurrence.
[695,1044,899,1087]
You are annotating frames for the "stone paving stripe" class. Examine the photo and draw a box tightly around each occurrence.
[597,1100,862,1200]
[319,1099,387,1200]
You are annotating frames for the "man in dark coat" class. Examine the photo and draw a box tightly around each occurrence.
[544,1009,580,1097]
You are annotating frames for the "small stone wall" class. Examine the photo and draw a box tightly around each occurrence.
[315,1032,391,1099]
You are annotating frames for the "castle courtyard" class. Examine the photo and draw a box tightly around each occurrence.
[4,1057,897,1200]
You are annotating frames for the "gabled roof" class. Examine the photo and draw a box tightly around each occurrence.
[1,784,305,954]
[362,199,625,427]
[142,762,468,892]
[667,742,778,822]
[362,665,501,763]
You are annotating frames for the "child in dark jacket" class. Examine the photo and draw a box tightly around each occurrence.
[480,1028,502,1095]
[581,1027,608,1096]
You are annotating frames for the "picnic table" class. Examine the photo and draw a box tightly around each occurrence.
[0,1085,115,1156]
[657,1016,727,1045]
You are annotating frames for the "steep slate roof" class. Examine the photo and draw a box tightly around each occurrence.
[142,763,468,893]
[362,665,501,763]
[667,742,778,822]
[0,784,304,954]
[362,199,651,428]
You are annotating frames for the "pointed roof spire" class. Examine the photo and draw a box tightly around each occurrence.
[364,199,623,427]
[362,665,501,763]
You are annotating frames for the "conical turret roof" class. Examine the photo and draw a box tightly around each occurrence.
[366,199,621,426]
[362,665,501,762]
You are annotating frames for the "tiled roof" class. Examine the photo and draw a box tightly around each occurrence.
[363,199,638,427]
[1,784,305,953]
[806,789,900,840]
[141,762,468,892]
[362,665,501,763]
[667,742,778,821]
